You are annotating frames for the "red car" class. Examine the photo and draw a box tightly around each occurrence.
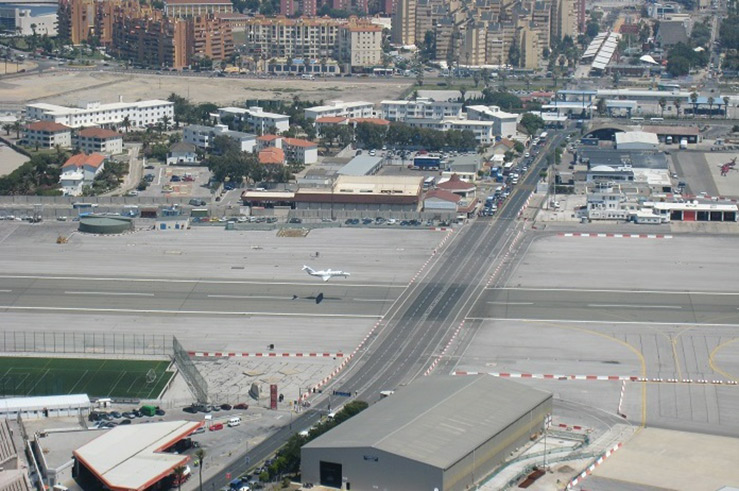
[209,423,224,431]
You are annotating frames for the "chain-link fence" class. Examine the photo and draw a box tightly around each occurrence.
[0,331,169,356]
[173,336,208,404]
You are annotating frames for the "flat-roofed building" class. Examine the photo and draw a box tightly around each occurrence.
[337,22,383,68]
[218,106,290,134]
[466,105,519,138]
[337,155,383,176]
[73,420,202,491]
[184,124,256,152]
[295,175,424,214]
[26,100,174,130]
[304,100,375,120]
[381,98,463,122]
[301,375,552,491]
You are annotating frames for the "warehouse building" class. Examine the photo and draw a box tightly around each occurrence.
[337,155,383,176]
[615,131,659,150]
[301,375,552,491]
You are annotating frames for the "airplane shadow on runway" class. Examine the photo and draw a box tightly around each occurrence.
[295,293,340,304]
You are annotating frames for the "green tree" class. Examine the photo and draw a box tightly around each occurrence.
[690,91,699,116]
[513,141,525,154]
[2,123,11,136]
[172,465,186,491]
[121,116,131,133]
[596,98,607,116]
[724,96,731,119]
[195,448,205,491]
[708,95,715,118]
[519,113,545,136]
[508,37,520,68]
[674,98,682,118]
[658,97,667,118]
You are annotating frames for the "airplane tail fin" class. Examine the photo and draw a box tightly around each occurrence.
[302,265,315,274]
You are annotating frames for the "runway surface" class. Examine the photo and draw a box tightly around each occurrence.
[0,276,400,318]
[470,288,739,325]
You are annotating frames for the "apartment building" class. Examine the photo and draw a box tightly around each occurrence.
[184,124,257,152]
[218,106,291,134]
[163,0,233,17]
[337,23,383,68]
[391,0,415,45]
[304,100,375,120]
[59,153,106,196]
[256,135,318,164]
[380,98,463,122]
[23,122,72,149]
[26,100,175,129]
[280,0,317,16]
[551,0,576,42]
[190,14,234,62]
[244,16,342,60]
[57,0,95,44]
[74,128,124,156]
[404,118,497,144]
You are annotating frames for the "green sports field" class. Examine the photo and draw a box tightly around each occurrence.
[0,357,174,399]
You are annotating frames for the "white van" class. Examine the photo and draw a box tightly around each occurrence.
[228,417,241,427]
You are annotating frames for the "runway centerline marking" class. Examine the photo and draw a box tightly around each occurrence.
[0,290,11,293]
[64,291,155,297]
[351,298,388,302]
[208,294,295,300]
[486,301,534,305]
[587,304,682,309]
[488,287,739,296]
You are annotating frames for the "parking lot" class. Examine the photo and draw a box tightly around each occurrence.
[140,163,212,199]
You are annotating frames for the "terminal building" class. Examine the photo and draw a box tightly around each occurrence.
[301,375,552,491]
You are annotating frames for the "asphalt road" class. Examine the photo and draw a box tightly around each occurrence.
[199,132,570,488]
[470,288,739,325]
[0,277,400,318]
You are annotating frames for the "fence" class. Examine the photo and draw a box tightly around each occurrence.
[173,336,208,404]
[0,331,169,356]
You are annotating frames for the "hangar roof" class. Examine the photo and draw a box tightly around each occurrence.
[303,375,551,470]
[74,420,201,491]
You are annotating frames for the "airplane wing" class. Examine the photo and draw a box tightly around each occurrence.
[321,275,331,282]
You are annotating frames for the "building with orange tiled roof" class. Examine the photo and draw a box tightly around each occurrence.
[23,121,72,149]
[257,135,318,164]
[59,153,106,196]
[259,147,285,165]
[75,127,123,156]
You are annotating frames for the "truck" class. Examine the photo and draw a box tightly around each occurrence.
[140,404,157,417]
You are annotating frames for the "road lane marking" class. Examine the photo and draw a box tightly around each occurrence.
[465,317,738,327]
[489,287,739,296]
[65,291,155,297]
[0,305,381,318]
[208,294,294,300]
[352,298,388,302]
[486,301,534,305]
[0,290,11,293]
[587,304,682,309]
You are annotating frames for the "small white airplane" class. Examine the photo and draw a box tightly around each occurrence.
[302,265,351,282]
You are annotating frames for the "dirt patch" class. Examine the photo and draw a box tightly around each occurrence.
[0,70,412,106]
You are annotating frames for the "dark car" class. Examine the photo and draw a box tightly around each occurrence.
[220,404,232,411]
[118,419,132,425]
[288,217,302,224]
[362,218,373,225]
[122,412,135,419]
[110,411,122,419]
[145,165,155,169]
[189,199,206,206]
[170,175,181,182]
[233,403,249,410]
[155,408,166,416]
[183,405,198,414]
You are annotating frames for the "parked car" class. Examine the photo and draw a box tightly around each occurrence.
[233,403,249,410]
[220,404,233,411]
[288,217,302,224]
[189,199,206,206]
[209,423,224,431]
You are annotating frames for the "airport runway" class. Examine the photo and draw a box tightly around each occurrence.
[0,276,400,318]
[470,288,739,325]
[204,130,571,488]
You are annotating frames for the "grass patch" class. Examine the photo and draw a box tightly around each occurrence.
[0,357,173,399]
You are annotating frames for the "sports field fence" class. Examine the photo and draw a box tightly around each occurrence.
[0,331,170,356]
[173,336,208,404]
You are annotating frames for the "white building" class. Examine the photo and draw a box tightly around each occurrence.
[0,394,90,419]
[337,23,383,68]
[218,106,290,134]
[25,99,174,129]
[167,142,199,165]
[380,98,463,122]
[0,6,57,36]
[465,105,519,138]
[74,128,123,156]
[615,131,660,150]
[404,118,497,144]
[183,124,256,152]
[23,121,72,149]
[256,134,318,164]
[59,153,106,196]
[304,101,375,120]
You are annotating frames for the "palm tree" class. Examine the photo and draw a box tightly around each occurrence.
[2,123,11,136]
[173,465,187,491]
[724,96,730,119]
[690,91,698,117]
[121,116,131,133]
[658,97,667,118]
[11,120,22,139]
[674,98,682,119]
[708,96,715,118]
[195,448,205,491]
[162,115,170,132]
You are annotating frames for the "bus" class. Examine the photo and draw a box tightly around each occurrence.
[72,202,98,210]
[539,132,548,142]
[373,68,394,77]
[423,176,436,190]
[658,82,681,91]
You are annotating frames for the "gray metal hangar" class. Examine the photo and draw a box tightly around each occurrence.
[301,375,552,491]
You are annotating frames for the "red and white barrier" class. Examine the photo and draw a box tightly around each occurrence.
[189,352,343,358]
[558,233,672,239]
[452,371,738,385]
[566,442,623,489]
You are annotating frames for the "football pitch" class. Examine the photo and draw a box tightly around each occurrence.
[0,357,174,399]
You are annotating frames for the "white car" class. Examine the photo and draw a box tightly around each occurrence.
[524,152,530,158]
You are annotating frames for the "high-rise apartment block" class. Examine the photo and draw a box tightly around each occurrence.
[58,0,233,69]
